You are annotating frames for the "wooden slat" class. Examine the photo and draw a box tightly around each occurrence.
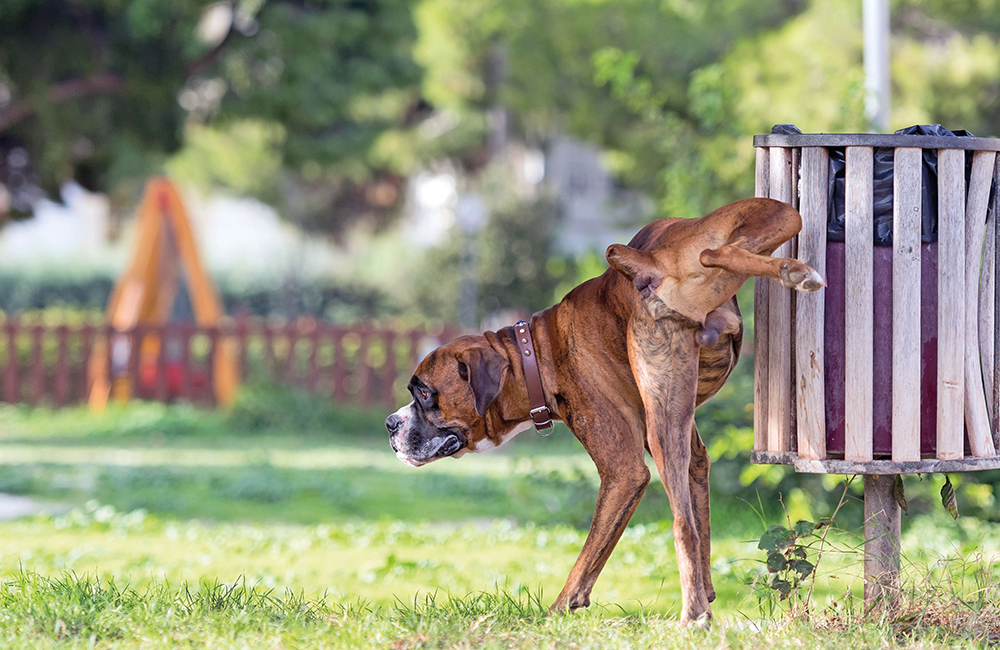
[845,146,874,462]
[994,158,1000,450]
[768,146,794,452]
[795,147,827,460]
[981,163,996,425]
[892,148,923,462]
[964,150,997,457]
[938,148,966,461]
[754,146,770,452]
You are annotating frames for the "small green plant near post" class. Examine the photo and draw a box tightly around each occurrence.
[751,520,818,614]
[748,478,855,618]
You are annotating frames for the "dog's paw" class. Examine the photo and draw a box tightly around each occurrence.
[780,262,825,292]
[680,608,713,629]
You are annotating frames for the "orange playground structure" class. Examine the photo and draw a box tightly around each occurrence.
[88,178,238,410]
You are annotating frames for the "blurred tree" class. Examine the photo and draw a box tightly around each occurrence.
[415,0,1000,221]
[0,0,421,232]
[413,0,809,220]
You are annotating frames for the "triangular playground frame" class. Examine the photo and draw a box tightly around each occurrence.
[88,177,238,410]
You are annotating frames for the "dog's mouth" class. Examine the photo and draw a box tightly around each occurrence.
[396,432,465,467]
[437,434,463,457]
[425,433,463,459]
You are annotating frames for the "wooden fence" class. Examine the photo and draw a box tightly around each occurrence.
[0,318,460,409]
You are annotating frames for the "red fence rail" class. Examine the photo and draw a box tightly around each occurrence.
[0,318,460,409]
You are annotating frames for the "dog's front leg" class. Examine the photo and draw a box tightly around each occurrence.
[689,422,714,604]
[549,406,649,614]
[629,316,710,626]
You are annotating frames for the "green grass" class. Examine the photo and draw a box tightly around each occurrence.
[0,570,996,649]
[0,398,997,647]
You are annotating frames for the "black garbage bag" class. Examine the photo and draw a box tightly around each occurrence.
[771,124,974,245]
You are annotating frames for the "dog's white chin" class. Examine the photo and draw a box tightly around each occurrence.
[395,450,427,467]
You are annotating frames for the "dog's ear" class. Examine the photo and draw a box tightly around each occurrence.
[457,346,509,416]
[606,244,661,299]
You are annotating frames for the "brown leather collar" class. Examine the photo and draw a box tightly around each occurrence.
[514,320,553,435]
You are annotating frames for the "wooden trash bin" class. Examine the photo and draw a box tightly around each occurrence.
[749,131,1000,608]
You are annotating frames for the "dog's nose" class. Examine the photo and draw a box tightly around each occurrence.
[385,414,402,435]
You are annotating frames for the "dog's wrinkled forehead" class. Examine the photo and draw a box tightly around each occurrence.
[412,344,460,392]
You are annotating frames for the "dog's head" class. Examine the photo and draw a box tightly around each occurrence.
[386,335,511,467]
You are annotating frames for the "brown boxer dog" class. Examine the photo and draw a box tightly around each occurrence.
[385,197,823,625]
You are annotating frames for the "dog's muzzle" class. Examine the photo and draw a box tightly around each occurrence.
[386,406,465,465]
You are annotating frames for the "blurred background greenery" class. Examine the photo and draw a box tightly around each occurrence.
[3,0,1000,323]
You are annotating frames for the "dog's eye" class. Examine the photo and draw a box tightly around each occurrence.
[420,389,429,401]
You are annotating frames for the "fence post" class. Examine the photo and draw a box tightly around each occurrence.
[54,325,70,406]
[4,320,19,403]
[178,324,192,401]
[206,326,219,405]
[284,322,298,385]
[383,331,397,408]
[263,323,276,381]
[155,324,169,402]
[78,324,94,402]
[308,327,320,391]
[29,325,44,406]
[359,329,373,407]
[333,329,347,401]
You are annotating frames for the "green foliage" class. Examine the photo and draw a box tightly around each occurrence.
[0,386,390,443]
[0,270,395,322]
[475,197,566,316]
[2,402,1000,645]
[0,570,994,649]
[416,0,804,223]
[0,0,421,231]
[754,520,818,603]
[165,120,286,200]
[226,382,385,436]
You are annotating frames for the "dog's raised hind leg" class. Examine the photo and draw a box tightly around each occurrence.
[700,245,824,292]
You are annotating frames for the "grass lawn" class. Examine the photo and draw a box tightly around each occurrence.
[0,401,996,647]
